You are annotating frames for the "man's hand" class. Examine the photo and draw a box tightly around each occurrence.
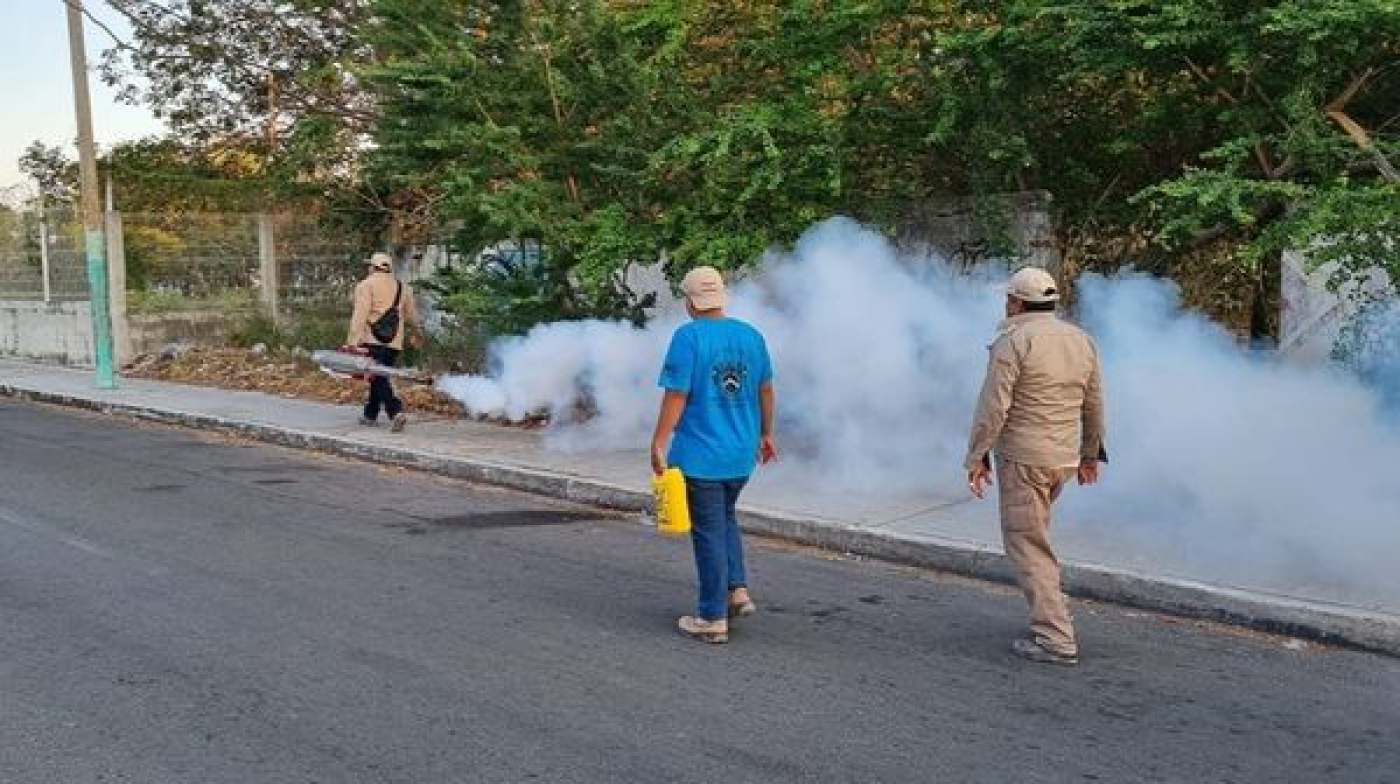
[408,331,425,349]
[1077,459,1100,486]
[968,463,993,499]
[758,435,778,465]
[650,442,668,476]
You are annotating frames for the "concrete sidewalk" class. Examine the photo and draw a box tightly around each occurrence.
[3,357,1398,656]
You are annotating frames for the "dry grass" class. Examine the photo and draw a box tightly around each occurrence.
[125,347,468,418]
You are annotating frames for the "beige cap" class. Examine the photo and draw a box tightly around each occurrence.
[366,251,394,271]
[1006,266,1060,303]
[681,266,727,311]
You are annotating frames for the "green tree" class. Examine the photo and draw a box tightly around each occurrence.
[102,0,378,205]
[366,1,962,335]
[629,1,953,271]
[113,0,1388,340]
[922,0,1399,332]
[18,142,78,206]
[366,0,669,333]
[107,138,278,213]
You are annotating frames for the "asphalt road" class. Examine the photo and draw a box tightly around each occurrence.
[1,399,1396,784]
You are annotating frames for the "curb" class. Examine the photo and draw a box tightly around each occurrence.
[6,382,1399,658]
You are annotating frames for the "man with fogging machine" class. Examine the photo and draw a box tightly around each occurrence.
[966,266,1106,666]
[651,266,778,644]
[348,252,422,432]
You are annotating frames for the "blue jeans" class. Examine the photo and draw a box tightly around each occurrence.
[686,477,749,621]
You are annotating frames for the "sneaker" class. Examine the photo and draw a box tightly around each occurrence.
[358,416,378,426]
[390,413,408,432]
[728,589,757,618]
[677,615,729,644]
[1011,637,1079,666]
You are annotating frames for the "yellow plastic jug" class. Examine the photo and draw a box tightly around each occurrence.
[651,467,691,536]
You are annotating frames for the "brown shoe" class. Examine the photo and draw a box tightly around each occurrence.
[677,615,729,644]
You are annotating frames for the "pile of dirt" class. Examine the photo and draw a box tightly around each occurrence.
[125,347,469,418]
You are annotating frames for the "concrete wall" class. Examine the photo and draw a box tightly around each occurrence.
[0,300,94,366]
[0,302,253,366]
[127,310,242,357]
[1279,251,1394,362]
[896,191,1060,272]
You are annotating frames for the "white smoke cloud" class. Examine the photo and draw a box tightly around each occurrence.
[438,217,1400,612]
[436,314,681,452]
[1067,274,1400,608]
[1346,299,1400,417]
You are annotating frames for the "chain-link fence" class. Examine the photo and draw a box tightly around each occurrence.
[0,206,89,301]
[114,211,378,321]
[3,203,445,314]
[122,212,260,310]
[277,213,370,311]
[2,202,471,363]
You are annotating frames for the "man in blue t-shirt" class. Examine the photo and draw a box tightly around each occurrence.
[651,266,777,644]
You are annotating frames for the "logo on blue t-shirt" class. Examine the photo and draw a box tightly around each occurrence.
[713,360,748,399]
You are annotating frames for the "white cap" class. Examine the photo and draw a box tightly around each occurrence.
[681,266,727,311]
[366,252,394,272]
[1006,266,1060,303]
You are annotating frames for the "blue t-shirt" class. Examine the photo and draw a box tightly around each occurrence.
[658,317,773,480]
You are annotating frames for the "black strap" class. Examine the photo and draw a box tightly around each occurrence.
[387,281,402,313]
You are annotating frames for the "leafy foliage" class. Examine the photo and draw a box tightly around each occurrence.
[107,139,277,212]
[102,0,379,205]
[18,142,78,205]
[364,1,958,334]
[365,0,668,332]
[921,0,1399,330]
[94,0,1399,338]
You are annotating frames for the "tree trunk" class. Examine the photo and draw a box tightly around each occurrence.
[1249,249,1281,345]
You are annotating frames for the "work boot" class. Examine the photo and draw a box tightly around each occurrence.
[390,413,408,433]
[728,588,757,618]
[1011,637,1078,666]
[677,615,729,644]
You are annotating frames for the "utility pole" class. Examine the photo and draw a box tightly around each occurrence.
[65,0,116,388]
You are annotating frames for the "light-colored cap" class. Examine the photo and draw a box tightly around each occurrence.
[366,251,394,271]
[681,266,727,311]
[1006,266,1060,303]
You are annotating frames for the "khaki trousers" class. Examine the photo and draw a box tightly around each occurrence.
[996,456,1077,655]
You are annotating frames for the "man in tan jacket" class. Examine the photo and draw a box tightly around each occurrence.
[347,252,421,432]
[966,266,1105,665]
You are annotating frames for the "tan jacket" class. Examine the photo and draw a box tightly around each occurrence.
[347,271,419,350]
[965,312,1106,470]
